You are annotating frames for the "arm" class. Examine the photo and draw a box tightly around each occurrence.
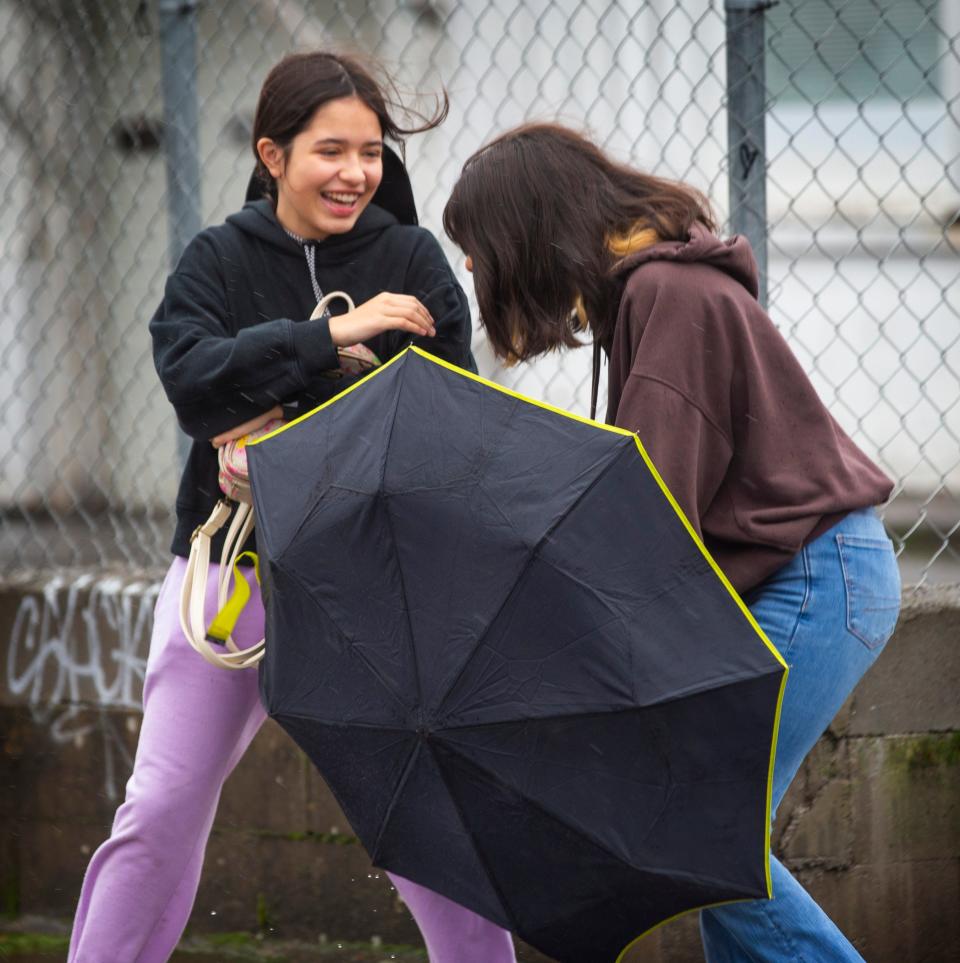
[610,267,736,538]
[150,233,339,440]
[613,375,732,539]
[412,277,475,372]
[389,229,475,371]
[276,231,475,420]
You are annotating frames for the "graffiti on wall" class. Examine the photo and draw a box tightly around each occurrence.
[6,573,161,798]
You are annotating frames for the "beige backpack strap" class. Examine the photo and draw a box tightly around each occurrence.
[179,499,265,670]
[178,300,352,669]
[311,290,355,320]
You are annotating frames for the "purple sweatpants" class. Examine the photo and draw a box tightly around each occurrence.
[68,557,516,963]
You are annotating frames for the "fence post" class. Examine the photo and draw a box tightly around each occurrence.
[725,0,773,309]
[158,0,202,464]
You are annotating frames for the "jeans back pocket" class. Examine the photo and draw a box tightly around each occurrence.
[836,533,901,650]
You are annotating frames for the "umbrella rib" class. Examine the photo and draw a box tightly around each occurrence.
[275,710,419,866]
[438,664,786,730]
[426,741,525,935]
[377,354,426,719]
[435,440,634,718]
[272,711,412,733]
[277,561,412,717]
[433,739,761,896]
[381,494,425,721]
[369,738,423,864]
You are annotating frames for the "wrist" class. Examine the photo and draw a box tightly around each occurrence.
[291,315,339,375]
[328,315,348,347]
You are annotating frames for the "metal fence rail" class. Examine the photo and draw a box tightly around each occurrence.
[0,0,957,583]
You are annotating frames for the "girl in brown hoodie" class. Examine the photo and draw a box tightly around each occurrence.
[443,123,900,962]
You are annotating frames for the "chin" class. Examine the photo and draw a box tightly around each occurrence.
[312,208,365,238]
[324,218,360,236]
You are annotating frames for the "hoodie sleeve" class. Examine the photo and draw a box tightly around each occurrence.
[613,375,732,540]
[377,228,475,372]
[408,231,475,371]
[608,263,736,540]
[149,232,340,439]
[276,229,476,421]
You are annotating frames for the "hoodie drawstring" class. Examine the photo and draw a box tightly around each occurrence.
[282,227,326,312]
[303,243,322,305]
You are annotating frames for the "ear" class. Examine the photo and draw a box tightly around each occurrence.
[256,137,285,179]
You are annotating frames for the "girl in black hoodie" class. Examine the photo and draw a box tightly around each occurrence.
[68,52,515,963]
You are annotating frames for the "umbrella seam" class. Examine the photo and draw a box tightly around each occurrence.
[432,739,766,897]
[389,427,520,720]
[273,712,412,732]
[427,740,525,934]
[275,561,413,717]
[379,351,426,720]
[435,439,635,719]
[277,714,418,867]
[370,739,422,863]
[382,496,426,723]
[272,484,372,571]
[438,664,786,730]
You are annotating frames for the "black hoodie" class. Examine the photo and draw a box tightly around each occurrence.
[150,198,474,559]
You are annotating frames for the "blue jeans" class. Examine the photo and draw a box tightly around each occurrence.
[700,508,900,962]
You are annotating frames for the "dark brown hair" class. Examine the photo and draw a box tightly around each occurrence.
[252,51,448,201]
[442,123,716,363]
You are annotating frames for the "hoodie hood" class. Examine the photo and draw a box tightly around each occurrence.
[612,223,760,300]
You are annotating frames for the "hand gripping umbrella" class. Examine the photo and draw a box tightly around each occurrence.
[247,347,788,963]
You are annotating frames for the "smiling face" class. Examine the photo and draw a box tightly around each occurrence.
[258,96,384,241]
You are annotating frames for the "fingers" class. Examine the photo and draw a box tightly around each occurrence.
[330,294,437,346]
[210,406,281,448]
[381,294,435,336]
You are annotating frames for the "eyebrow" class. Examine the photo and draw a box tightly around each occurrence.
[312,137,383,148]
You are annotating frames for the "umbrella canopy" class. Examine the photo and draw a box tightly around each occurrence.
[247,347,788,963]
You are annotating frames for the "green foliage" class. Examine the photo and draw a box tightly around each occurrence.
[889,732,960,774]
[0,931,69,953]
[255,893,273,933]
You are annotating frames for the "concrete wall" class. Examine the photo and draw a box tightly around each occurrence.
[2,573,958,961]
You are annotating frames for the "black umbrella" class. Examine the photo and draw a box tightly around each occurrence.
[247,348,788,963]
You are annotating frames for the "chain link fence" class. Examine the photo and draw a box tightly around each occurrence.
[1,0,957,583]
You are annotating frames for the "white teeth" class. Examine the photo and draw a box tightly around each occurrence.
[325,192,359,204]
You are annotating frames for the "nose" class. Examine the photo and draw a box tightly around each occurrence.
[340,155,365,185]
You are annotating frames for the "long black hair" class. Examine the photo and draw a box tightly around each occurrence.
[443,123,716,364]
[250,50,448,204]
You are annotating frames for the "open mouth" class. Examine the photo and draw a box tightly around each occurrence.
[322,191,362,213]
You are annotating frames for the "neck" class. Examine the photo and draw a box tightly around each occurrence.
[274,197,328,242]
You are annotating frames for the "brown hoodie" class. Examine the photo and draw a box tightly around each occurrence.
[606,224,893,593]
